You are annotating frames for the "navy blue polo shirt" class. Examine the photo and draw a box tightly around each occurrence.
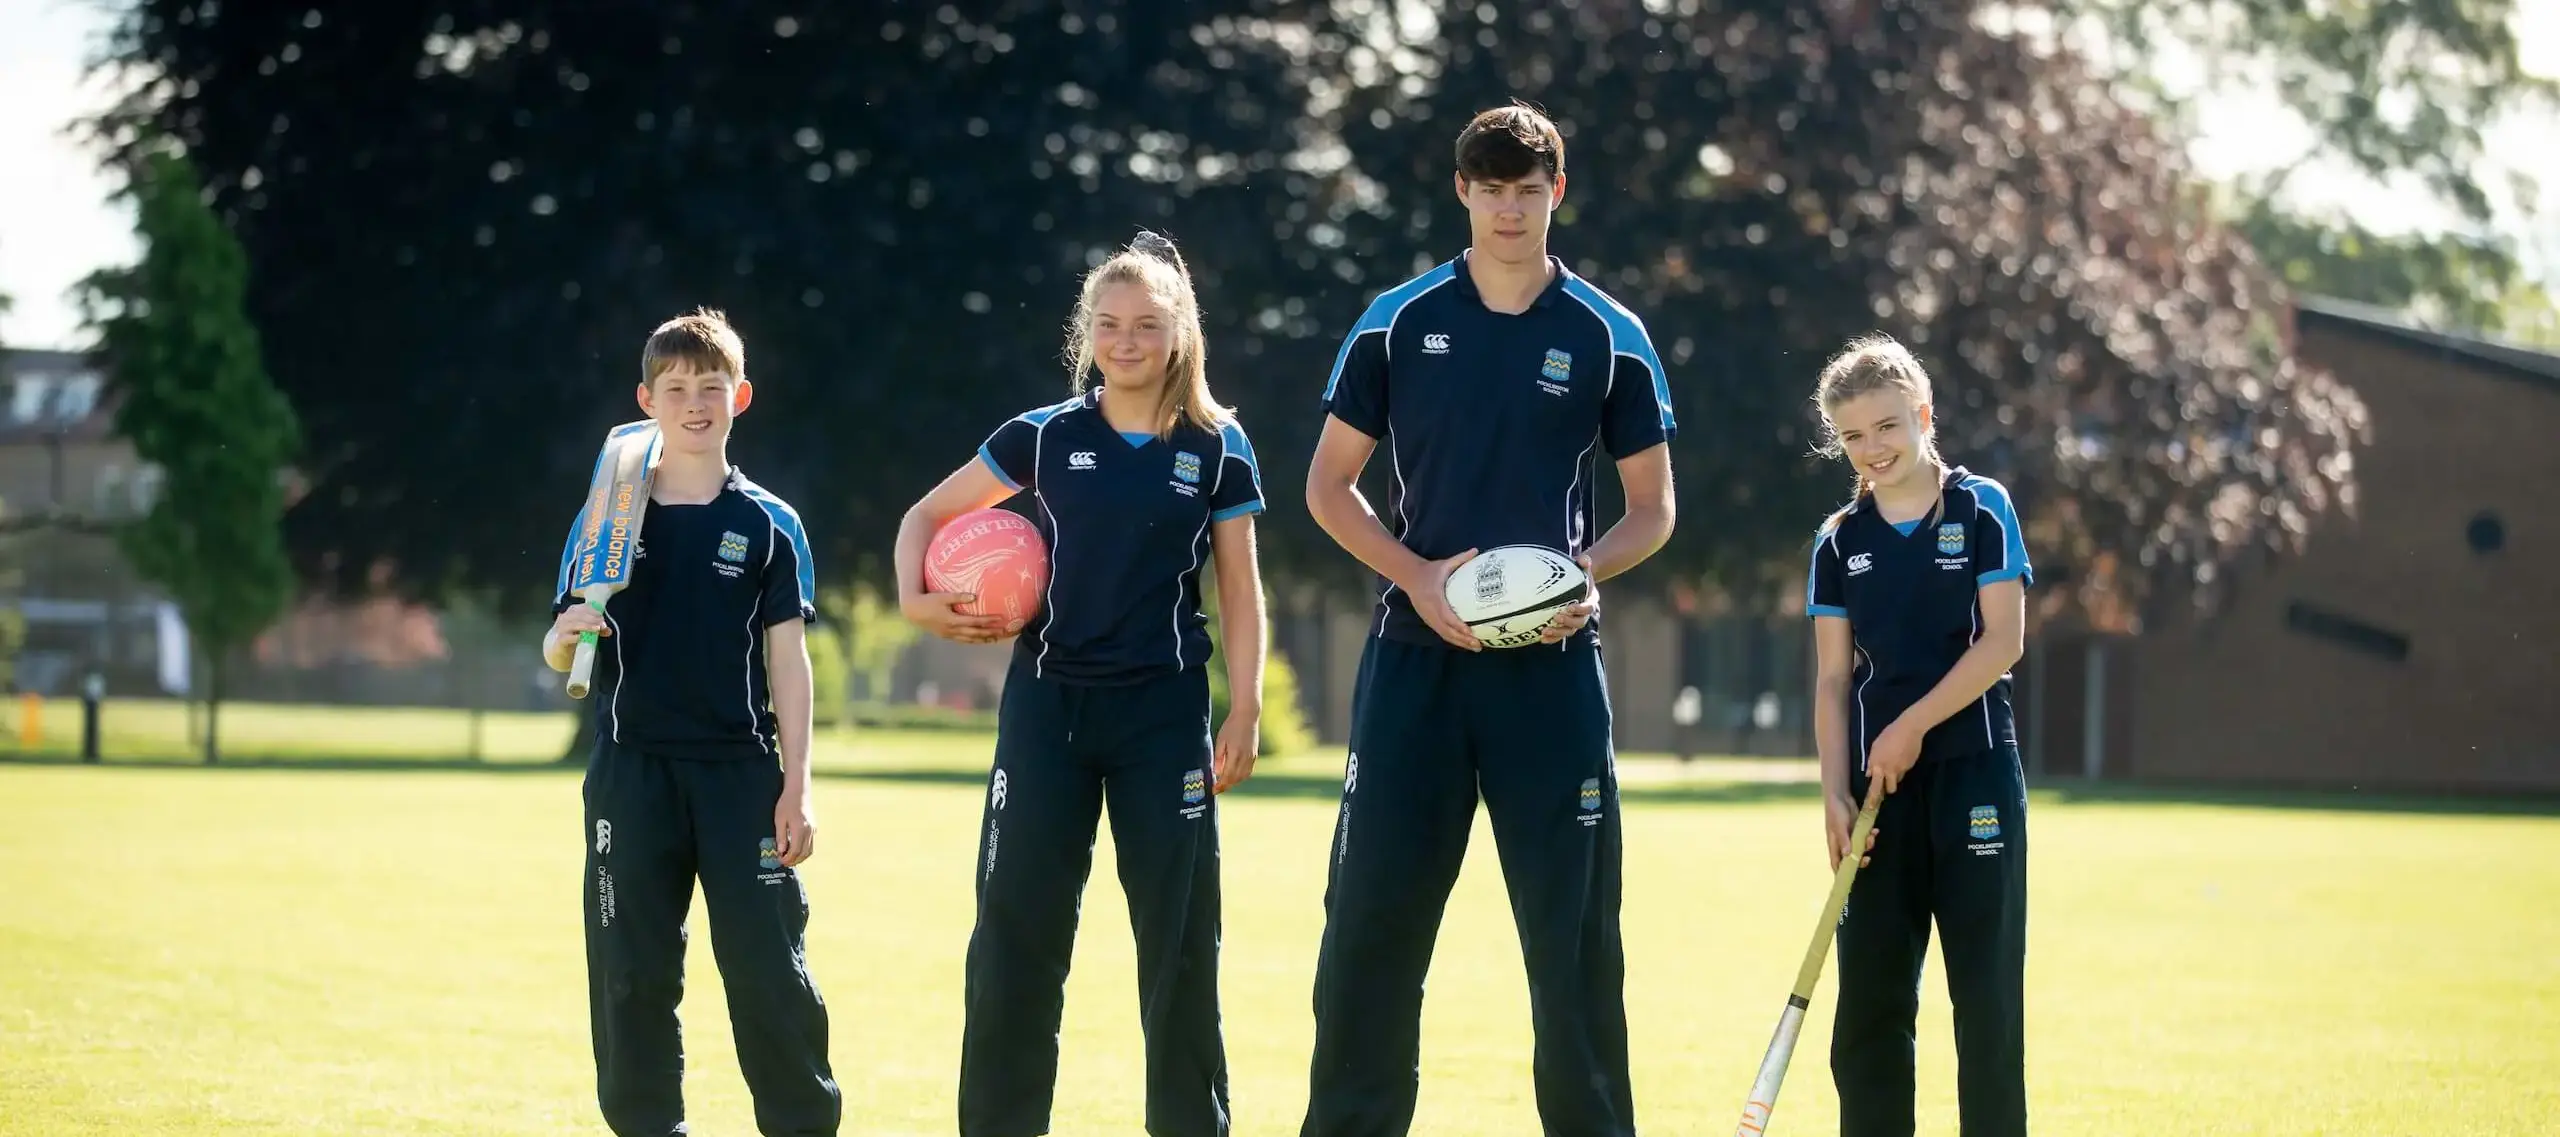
[1321,252,1675,647]
[1805,466,2031,770]
[977,390,1267,685]
[553,470,818,761]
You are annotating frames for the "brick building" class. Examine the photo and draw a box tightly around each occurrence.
[0,346,491,705]
[0,347,175,694]
[2037,297,2560,793]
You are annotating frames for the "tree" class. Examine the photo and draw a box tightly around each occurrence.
[2060,0,2558,228]
[2066,0,2559,341]
[2498,279,2560,349]
[2225,195,2560,348]
[81,150,302,764]
[97,0,2534,631]
[2230,197,2520,332]
[90,0,1332,613]
[1294,0,2370,628]
[1201,578,1316,758]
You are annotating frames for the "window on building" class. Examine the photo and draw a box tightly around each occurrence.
[96,464,126,516]
[130,464,165,513]
[11,375,49,423]
[55,375,101,421]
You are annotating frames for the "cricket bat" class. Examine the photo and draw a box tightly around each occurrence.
[563,420,662,699]
[1733,782,1885,1136]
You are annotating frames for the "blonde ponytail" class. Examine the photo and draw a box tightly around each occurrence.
[1065,229,1230,437]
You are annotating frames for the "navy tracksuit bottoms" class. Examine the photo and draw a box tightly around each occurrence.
[581,740,841,1136]
[1301,636,1634,1137]
[1833,746,2029,1137]
[959,661,1229,1137]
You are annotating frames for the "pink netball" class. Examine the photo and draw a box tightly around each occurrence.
[925,508,1049,626]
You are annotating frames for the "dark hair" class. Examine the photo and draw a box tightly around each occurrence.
[1455,102,1565,184]
[641,307,744,386]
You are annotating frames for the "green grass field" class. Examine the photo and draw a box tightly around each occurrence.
[3,705,2557,1135]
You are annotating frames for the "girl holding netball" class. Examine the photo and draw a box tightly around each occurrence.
[1802,333,2032,1137]
[893,230,1267,1137]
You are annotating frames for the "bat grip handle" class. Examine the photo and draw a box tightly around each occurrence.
[565,631,600,699]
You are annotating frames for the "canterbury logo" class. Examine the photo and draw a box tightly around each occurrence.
[1067,451,1097,470]
[1421,333,1451,354]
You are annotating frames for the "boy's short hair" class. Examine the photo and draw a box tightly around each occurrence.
[642,308,746,386]
[1455,102,1565,185]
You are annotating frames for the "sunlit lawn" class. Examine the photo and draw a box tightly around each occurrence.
[2,715,2555,1135]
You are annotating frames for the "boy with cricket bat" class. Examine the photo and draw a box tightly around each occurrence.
[545,309,839,1137]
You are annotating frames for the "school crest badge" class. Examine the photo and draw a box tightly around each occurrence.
[1171,451,1202,484]
[1936,522,1966,556]
[1180,768,1210,820]
[717,531,751,562]
[1576,777,1605,827]
[1541,349,1573,383]
[1968,805,2001,840]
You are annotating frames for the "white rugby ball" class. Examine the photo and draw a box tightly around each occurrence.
[1443,545,1588,649]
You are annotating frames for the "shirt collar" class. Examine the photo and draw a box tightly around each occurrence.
[1862,465,1971,522]
[1448,249,1568,311]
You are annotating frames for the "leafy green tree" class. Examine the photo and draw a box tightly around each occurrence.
[88,0,2545,634]
[2226,191,2560,350]
[806,579,921,727]
[91,0,1324,610]
[2072,0,2558,339]
[2498,279,2560,348]
[2230,196,2525,334]
[2066,0,2557,224]
[81,150,301,764]
[1301,0,2373,627]
[1201,579,1315,758]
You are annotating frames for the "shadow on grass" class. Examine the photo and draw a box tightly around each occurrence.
[2027,776,2560,818]
[833,765,1827,808]
[12,754,2556,818]
[0,752,1816,807]
[0,753,576,774]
